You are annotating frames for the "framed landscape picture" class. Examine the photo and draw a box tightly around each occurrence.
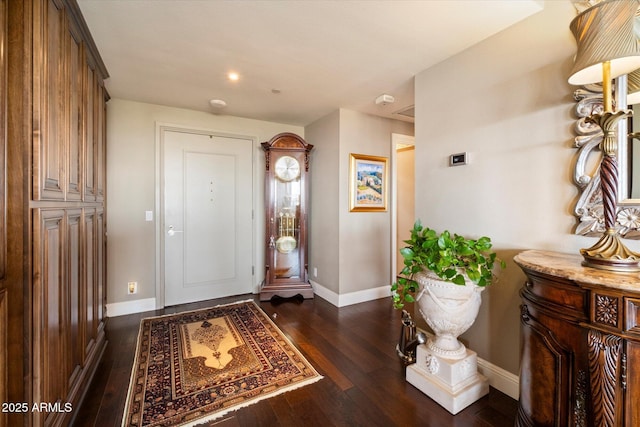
[349,153,388,212]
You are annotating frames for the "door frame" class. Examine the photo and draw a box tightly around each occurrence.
[155,123,257,309]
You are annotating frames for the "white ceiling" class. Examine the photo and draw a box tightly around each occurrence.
[77,0,544,127]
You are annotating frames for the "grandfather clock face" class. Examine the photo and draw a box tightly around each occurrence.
[274,155,300,182]
[271,153,302,280]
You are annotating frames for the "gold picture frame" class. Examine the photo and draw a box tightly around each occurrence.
[349,153,388,212]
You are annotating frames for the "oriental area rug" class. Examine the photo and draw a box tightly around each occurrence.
[122,300,322,426]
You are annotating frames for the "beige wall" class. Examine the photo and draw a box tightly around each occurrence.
[107,99,414,310]
[414,0,640,375]
[106,99,303,306]
[306,109,413,304]
[306,111,340,293]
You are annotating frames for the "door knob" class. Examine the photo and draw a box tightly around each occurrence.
[167,225,184,236]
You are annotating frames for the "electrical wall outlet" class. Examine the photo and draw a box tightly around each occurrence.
[128,281,137,295]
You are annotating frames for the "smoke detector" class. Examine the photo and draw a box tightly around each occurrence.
[375,94,395,105]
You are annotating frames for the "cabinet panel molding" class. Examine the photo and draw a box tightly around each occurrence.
[96,207,105,323]
[83,60,96,201]
[95,86,106,201]
[66,209,82,391]
[625,298,640,334]
[65,16,83,201]
[83,208,96,357]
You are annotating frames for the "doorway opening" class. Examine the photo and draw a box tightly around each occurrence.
[391,133,415,282]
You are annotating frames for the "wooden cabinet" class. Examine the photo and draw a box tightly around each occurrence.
[515,250,640,427]
[5,1,108,425]
[0,0,7,425]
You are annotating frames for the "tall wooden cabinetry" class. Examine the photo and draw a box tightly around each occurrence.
[515,250,640,427]
[4,1,108,425]
[0,1,7,426]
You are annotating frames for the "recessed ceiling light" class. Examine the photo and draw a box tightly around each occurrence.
[209,99,227,108]
[228,72,239,81]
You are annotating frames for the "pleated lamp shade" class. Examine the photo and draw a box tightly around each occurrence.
[568,0,640,85]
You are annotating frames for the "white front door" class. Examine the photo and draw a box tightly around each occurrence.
[163,129,253,306]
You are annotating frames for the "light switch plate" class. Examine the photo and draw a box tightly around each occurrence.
[145,210,153,221]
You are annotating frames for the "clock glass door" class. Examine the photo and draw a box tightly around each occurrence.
[273,155,301,280]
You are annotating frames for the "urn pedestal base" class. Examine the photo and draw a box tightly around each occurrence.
[406,343,488,415]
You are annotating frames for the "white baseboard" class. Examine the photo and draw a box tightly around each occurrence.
[310,280,339,306]
[106,297,157,317]
[477,358,519,400]
[415,328,519,400]
[310,280,390,307]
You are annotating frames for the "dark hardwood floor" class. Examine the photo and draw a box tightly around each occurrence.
[72,295,517,426]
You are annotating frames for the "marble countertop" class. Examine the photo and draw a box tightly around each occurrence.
[514,250,640,292]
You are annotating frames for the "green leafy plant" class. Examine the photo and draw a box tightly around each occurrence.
[391,220,506,309]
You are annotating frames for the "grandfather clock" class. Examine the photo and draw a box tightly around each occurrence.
[261,133,314,301]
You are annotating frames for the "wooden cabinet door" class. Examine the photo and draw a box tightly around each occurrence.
[625,341,640,426]
[519,305,575,426]
[32,209,66,426]
[33,0,66,201]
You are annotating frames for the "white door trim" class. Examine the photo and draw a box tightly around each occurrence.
[155,123,257,309]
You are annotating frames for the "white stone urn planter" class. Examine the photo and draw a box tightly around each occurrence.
[407,268,489,414]
[413,269,484,360]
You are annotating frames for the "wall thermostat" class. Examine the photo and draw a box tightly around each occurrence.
[449,152,468,166]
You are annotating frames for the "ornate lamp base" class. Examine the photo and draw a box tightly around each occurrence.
[581,229,640,272]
